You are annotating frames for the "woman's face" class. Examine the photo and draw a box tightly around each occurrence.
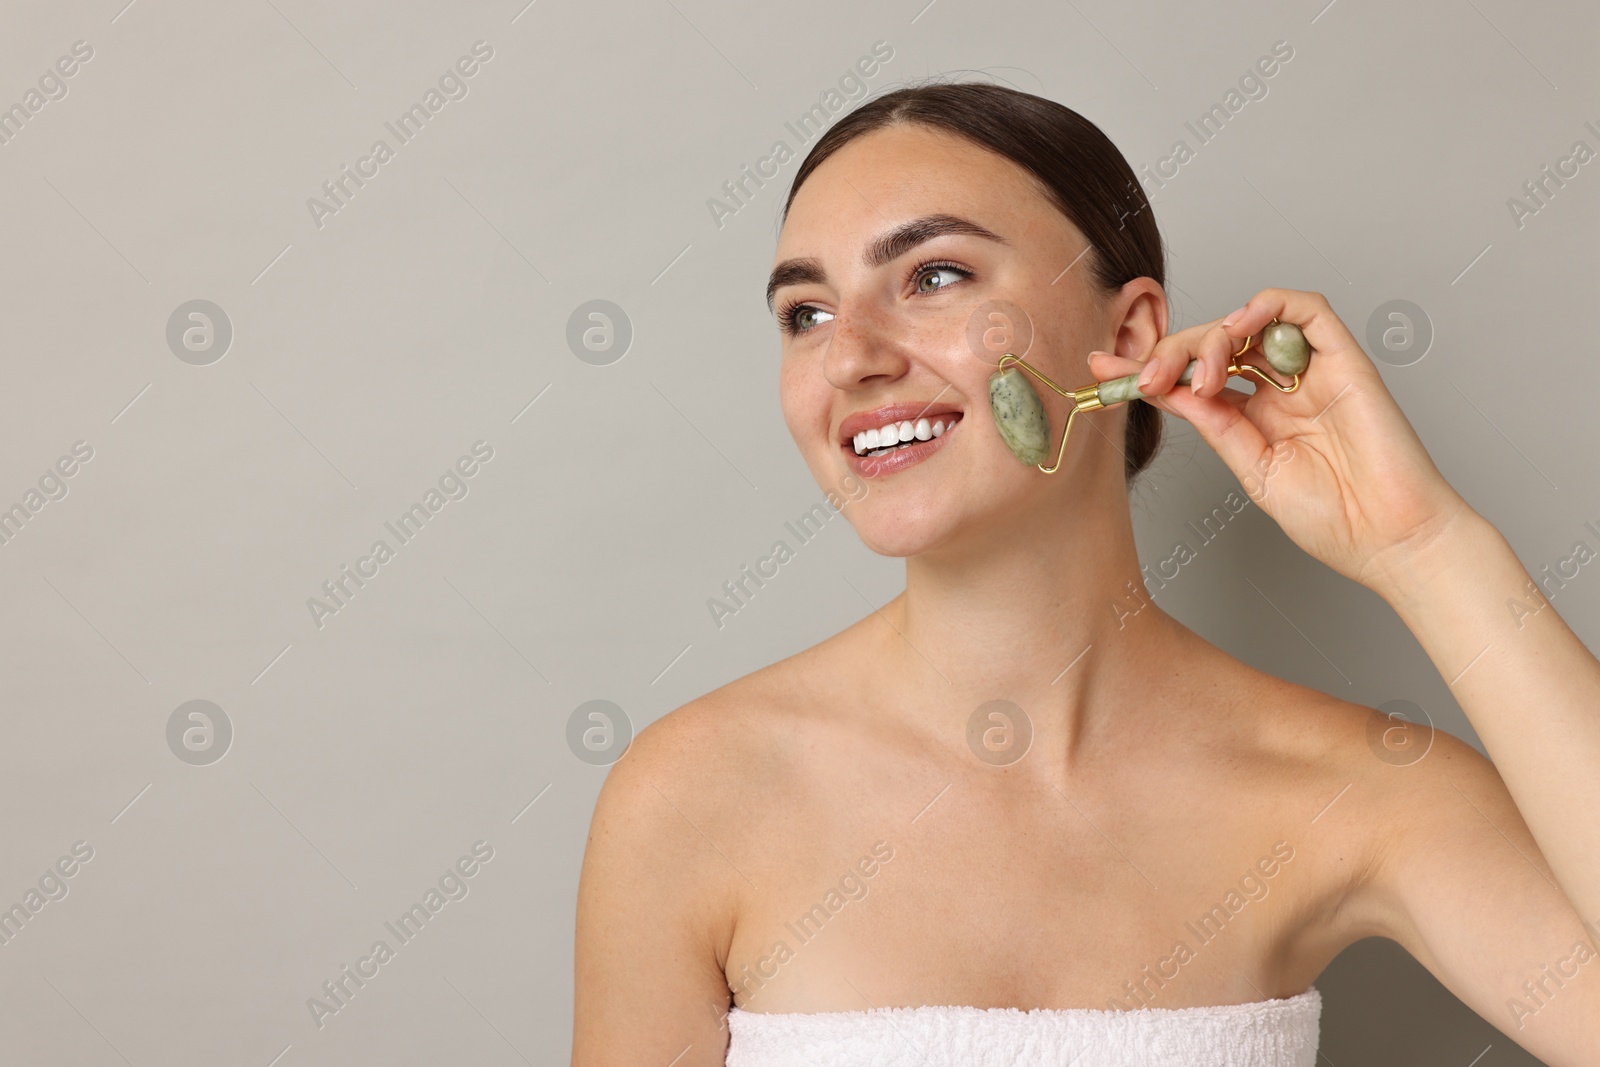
[770,123,1146,558]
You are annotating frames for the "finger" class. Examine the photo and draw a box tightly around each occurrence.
[1132,323,1216,398]
[1216,289,1408,441]
[1139,369,1252,422]
[1092,345,1211,400]
[1087,350,1147,382]
[1090,347,1255,426]
[1152,374,1275,482]
[1220,288,1366,378]
[1188,322,1240,400]
[1132,329,1195,397]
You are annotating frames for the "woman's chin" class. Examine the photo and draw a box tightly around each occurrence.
[853,517,961,559]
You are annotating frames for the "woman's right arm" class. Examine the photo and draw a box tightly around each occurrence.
[572,719,738,1067]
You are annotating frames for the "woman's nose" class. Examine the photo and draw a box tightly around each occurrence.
[822,300,911,390]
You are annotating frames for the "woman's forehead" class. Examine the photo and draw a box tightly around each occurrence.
[776,128,1063,259]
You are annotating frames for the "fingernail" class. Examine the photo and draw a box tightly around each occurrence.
[1137,364,1156,387]
[1191,364,1206,392]
[1221,305,1249,328]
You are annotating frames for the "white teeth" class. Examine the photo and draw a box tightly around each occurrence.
[850,413,961,455]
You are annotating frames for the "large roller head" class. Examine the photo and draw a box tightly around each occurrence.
[988,364,1050,466]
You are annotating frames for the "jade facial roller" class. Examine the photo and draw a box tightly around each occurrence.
[987,318,1312,472]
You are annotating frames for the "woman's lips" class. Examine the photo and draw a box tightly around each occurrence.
[842,414,961,478]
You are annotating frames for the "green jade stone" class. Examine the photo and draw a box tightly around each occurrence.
[988,366,1050,466]
[1260,321,1311,375]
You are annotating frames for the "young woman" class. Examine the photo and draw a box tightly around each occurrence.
[572,82,1600,1066]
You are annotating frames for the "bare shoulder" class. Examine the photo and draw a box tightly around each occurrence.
[1218,660,1525,947]
[611,644,826,799]
[577,650,859,1062]
[583,638,839,882]
[1279,683,1560,946]
[1231,667,1600,1052]
[1213,653,1479,793]
[572,646,852,1064]
[1223,661,1492,843]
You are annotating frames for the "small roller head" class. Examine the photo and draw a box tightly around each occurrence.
[1260,321,1310,376]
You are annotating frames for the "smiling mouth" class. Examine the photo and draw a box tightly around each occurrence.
[850,414,963,457]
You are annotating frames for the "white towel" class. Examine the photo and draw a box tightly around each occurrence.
[725,986,1321,1067]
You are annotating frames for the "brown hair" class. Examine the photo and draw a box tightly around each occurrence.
[780,79,1168,483]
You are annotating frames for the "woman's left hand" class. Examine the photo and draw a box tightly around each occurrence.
[1089,288,1480,598]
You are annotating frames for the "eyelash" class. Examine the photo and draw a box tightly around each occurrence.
[776,259,973,336]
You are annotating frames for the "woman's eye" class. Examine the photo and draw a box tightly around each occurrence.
[793,306,833,332]
[915,265,968,293]
[780,263,969,335]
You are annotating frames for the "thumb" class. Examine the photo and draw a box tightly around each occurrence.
[1155,383,1276,486]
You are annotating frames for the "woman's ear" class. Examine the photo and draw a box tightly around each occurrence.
[1108,279,1169,364]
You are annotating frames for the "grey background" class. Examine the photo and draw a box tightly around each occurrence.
[0,0,1594,1064]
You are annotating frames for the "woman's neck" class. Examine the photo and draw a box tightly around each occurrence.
[873,471,1186,767]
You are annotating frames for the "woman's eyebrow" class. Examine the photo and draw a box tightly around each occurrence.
[766,213,1007,312]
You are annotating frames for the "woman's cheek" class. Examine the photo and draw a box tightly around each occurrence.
[776,364,822,455]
